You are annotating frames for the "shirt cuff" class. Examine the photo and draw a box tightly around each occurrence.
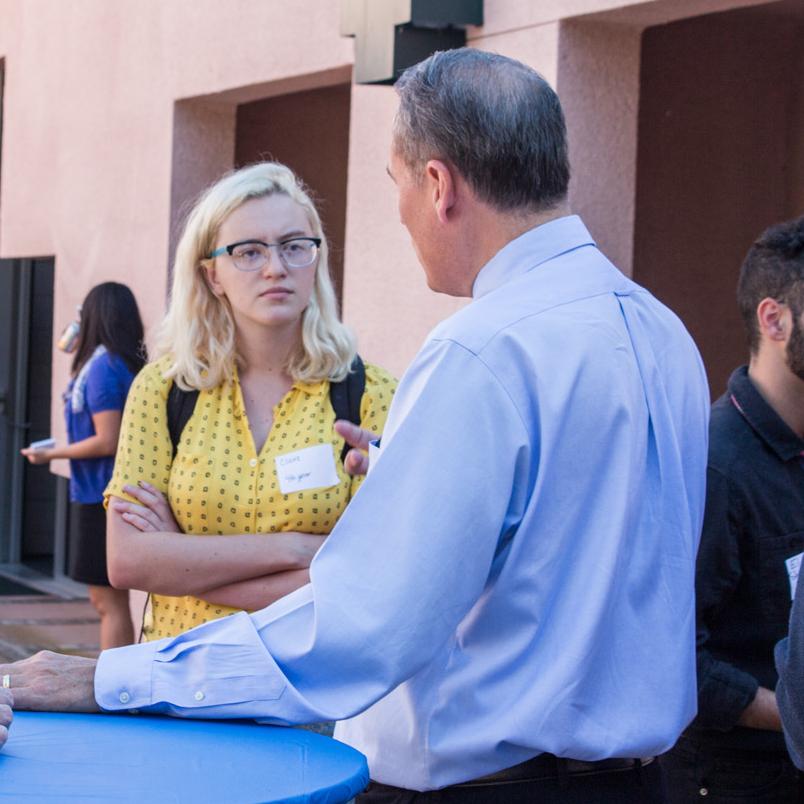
[696,659,759,730]
[95,640,159,711]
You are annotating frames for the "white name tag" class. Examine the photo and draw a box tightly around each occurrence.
[275,444,339,494]
[786,552,803,600]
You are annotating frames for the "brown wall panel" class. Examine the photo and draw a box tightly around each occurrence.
[235,84,351,302]
[634,7,800,397]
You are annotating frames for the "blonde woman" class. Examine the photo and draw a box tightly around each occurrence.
[105,162,395,640]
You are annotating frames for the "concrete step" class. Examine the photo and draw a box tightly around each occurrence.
[0,595,99,663]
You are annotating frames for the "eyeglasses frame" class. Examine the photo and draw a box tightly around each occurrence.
[207,236,322,270]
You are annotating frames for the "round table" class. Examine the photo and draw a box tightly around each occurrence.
[0,711,369,802]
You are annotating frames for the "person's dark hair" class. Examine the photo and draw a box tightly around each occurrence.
[393,48,570,213]
[737,216,804,353]
[71,282,147,376]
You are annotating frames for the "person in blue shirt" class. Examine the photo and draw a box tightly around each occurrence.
[3,50,708,801]
[21,282,146,649]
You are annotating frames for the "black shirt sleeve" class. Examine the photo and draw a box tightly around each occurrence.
[694,466,759,729]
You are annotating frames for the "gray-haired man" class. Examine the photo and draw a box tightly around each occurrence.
[1,50,708,802]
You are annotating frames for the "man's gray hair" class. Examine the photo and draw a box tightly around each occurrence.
[394,48,570,213]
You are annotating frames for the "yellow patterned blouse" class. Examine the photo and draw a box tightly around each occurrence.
[105,355,396,640]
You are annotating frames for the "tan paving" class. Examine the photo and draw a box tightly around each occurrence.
[0,595,99,663]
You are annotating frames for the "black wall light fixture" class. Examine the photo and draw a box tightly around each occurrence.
[341,0,483,84]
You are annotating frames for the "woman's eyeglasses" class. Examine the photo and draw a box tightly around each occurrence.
[208,237,321,271]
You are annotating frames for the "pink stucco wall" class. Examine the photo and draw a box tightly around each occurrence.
[1,0,799,615]
[341,82,467,375]
[0,0,797,446]
[0,0,355,458]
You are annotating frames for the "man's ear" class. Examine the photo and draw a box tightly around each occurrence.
[425,159,456,225]
[203,262,225,297]
[756,297,789,342]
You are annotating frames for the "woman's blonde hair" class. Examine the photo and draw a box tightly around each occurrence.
[156,162,356,390]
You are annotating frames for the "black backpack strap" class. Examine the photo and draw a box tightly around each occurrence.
[140,382,197,643]
[330,355,366,465]
[166,382,200,459]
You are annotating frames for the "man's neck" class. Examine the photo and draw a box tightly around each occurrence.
[457,202,571,297]
[748,357,804,439]
[480,203,570,271]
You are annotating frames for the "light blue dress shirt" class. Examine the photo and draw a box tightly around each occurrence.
[96,215,709,791]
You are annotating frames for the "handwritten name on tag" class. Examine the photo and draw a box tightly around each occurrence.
[275,444,340,494]
[787,552,803,600]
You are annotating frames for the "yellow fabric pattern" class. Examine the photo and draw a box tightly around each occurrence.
[105,355,396,639]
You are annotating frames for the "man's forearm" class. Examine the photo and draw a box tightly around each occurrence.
[738,686,782,731]
[0,653,99,713]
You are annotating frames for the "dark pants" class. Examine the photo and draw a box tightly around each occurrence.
[659,735,802,803]
[357,756,665,803]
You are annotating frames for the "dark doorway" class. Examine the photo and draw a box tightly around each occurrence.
[235,83,352,301]
[633,4,803,397]
[0,258,59,578]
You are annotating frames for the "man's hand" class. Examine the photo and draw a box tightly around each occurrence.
[0,687,12,749]
[0,652,100,713]
[739,686,782,731]
[334,420,378,476]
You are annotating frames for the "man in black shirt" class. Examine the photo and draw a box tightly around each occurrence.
[661,216,804,801]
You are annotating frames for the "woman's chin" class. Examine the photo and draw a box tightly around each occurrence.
[247,311,304,332]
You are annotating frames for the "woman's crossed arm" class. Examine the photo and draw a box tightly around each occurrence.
[106,484,324,604]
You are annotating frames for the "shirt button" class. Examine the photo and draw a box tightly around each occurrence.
[249,458,257,467]
[119,691,130,704]
[194,690,205,701]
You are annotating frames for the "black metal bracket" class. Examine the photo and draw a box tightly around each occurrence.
[341,0,483,85]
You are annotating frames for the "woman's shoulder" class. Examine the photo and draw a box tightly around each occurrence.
[95,349,141,376]
[359,362,397,427]
[126,355,174,399]
[318,361,395,418]
[87,349,131,384]
[363,361,397,393]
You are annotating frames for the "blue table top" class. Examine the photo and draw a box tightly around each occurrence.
[0,711,369,803]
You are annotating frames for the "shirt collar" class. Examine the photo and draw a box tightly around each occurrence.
[728,366,804,462]
[292,378,327,396]
[231,363,326,416]
[472,215,596,300]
